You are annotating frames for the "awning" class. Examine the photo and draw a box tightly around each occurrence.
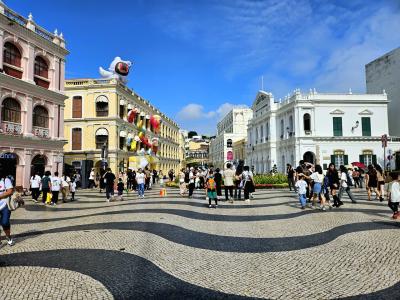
[95,128,108,136]
[96,95,109,103]
[120,131,127,137]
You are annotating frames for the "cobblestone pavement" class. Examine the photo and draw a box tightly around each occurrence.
[0,187,399,299]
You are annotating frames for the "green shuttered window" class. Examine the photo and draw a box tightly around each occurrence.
[333,117,342,136]
[362,117,371,136]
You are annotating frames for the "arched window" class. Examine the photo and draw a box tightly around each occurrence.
[95,128,109,149]
[34,56,48,78]
[3,42,22,79]
[33,105,49,128]
[227,139,232,148]
[303,113,311,132]
[289,115,293,136]
[96,95,109,117]
[1,98,21,123]
[3,42,21,67]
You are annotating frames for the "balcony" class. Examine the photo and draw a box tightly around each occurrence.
[33,126,50,139]
[1,122,23,135]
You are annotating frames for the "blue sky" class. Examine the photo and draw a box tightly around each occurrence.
[6,0,400,134]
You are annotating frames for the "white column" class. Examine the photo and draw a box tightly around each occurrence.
[24,43,35,84]
[59,106,64,138]
[0,29,4,71]
[25,96,33,137]
[52,104,58,139]
[52,56,60,91]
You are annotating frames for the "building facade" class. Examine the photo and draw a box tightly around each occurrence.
[366,47,400,136]
[0,2,68,188]
[233,138,246,162]
[184,136,210,167]
[209,108,253,168]
[247,89,398,173]
[64,78,181,181]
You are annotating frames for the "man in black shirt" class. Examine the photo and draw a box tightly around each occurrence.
[286,164,296,192]
[103,168,116,201]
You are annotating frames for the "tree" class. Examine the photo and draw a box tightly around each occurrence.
[188,131,198,138]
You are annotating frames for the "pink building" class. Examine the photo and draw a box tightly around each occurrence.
[0,1,69,189]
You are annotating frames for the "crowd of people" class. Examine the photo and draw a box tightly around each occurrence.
[286,160,399,219]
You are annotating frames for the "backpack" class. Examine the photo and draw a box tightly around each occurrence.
[346,173,354,186]
[184,172,189,183]
[207,177,216,190]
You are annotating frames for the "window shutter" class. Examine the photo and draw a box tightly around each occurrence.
[333,117,342,136]
[359,155,364,164]
[331,155,335,164]
[372,155,377,165]
[72,129,82,150]
[344,155,348,165]
[72,97,82,118]
[362,117,371,136]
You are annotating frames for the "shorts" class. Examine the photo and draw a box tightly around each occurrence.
[313,182,322,195]
[378,181,385,186]
[207,191,217,199]
[0,206,11,230]
[368,180,377,188]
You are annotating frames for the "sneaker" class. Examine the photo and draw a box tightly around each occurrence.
[32,199,38,203]
[51,202,56,206]
[209,205,212,208]
[321,206,326,211]
[7,239,15,246]
[301,206,305,210]
[245,199,250,202]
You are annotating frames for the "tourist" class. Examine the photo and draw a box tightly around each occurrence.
[95,172,100,188]
[29,171,41,203]
[0,175,15,246]
[41,171,52,204]
[387,173,399,219]
[131,169,137,191]
[70,178,76,201]
[117,178,124,201]
[99,169,105,193]
[61,173,71,203]
[358,168,365,188]
[50,171,62,206]
[234,161,244,200]
[168,169,174,182]
[88,168,96,188]
[74,171,81,189]
[338,165,356,204]
[295,173,307,209]
[365,164,380,201]
[286,164,296,192]
[206,170,218,208]
[136,169,146,198]
[214,168,223,200]
[375,164,385,202]
[144,167,151,190]
[326,163,342,207]
[188,167,195,198]
[310,164,326,210]
[352,168,360,189]
[224,163,235,203]
[241,166,254,202]
[103,168,116,202]
[179,168,187,196]
[322,174,332,208]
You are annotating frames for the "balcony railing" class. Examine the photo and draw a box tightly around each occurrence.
[1,122,23,135]
[33,126,50,138]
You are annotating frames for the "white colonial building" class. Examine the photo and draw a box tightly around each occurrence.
[247,89,398,173]
[209,107,253,168]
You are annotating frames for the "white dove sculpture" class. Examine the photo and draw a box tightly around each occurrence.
[99,56,133,83]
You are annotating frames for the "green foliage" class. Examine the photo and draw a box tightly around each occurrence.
[253,173,288,185]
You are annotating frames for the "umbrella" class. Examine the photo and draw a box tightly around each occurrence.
[351,162,366,169]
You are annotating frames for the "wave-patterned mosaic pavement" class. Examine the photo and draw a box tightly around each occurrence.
[0,188,399,299]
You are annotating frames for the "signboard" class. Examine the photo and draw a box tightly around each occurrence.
[381,134,388,148]
[227,151,233,161]
[0,153,16,159]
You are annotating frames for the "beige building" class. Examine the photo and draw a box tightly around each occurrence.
[185,136,209,167]
[64,78,181,182]
[0,2,68,188]
[233,138,246,162]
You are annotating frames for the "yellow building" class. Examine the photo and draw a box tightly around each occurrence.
[185,138,210,167]
[233,138,246,162]
[63,78,181,180]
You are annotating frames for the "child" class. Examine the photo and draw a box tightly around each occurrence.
[70,179,76,201]
[117,178,124,201]
[388,173,399,219]
[295,174,307,209]
[206,171,218,208]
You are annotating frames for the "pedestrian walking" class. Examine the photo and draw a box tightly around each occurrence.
[30,171,41,203]
[103,168,116,202]
[61,173,71,203]
[326,163,342,207]
[70,178,76,201]
[241,166,255,202]
[74,172,81,189]
[388,172,400,219]
[0,175,16,246]
[310,164,326,210]
[99,169,105,193]
[214,168,223,200]
[50,172,62,206]
[117,178,124,201]
[224,163,235,203]
[375,164,385,202]
[286,164,296,192]
[295,174,307,209]
[41,171,52,204]
[352,168,360,189]
[144,168,151,190]
[365,164,380,201]
[234,161,244,200]
[206,170,218,208]
[88,168,96,189]
[179,168,187,196]
[136,169,145,198]
[188,167,195,198]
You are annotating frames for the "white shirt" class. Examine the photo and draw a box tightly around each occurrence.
[341,172,348,188]
[61,176,71,188]
[390,181,400,203]
[51,176,62,191]
[0,178,13,210]
[311,172,324,183]
[295,180,307,195]
[189,171,195,184]
[224,168,235,186]
[71,182,77,193]
[136,173,145,185]
[30,175,41,188]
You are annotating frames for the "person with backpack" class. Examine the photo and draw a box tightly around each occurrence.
[0,175,15,246]
[338,165,356,203]
[41,171,52,204]
[206,170,218,208]
[30,171,41,203]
